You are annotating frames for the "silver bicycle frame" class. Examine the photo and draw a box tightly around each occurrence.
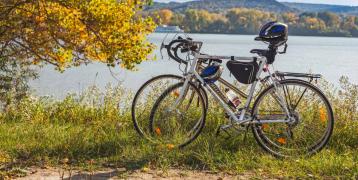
[176,41,291,125]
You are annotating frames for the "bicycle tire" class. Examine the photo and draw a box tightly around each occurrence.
[251,79,334,158]
[149,82,207,148]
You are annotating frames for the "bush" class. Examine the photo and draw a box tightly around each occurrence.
[0,57,37,110]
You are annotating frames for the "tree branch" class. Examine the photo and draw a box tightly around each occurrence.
[12,39,59,67]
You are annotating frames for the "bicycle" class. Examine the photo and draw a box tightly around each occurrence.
[131,35,249,141]
[145,23,333,157]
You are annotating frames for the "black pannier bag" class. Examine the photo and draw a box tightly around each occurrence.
[226,61,259,84]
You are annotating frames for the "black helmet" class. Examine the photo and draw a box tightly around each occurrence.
[255,21,288,47]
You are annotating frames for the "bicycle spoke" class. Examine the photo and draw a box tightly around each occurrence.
[184,90,196,111]
[292,87,308,111]
[282,84,292,111]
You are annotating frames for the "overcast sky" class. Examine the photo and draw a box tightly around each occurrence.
[154,0,358,6]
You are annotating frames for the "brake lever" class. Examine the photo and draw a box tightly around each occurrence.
[181,47,189,53]
[160,33,170,59]
[160,42,167,59]
[278,44,288,54]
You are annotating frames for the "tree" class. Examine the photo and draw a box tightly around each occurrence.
[0,56,37,109]
[207,14,228,33]
[158,9,173,25]
[182,9,214,32]
[342,16,357,31]
[282,13,298,25]
[170,13,184,26]
[299,12,317,18]
[317,12,340,30]
[0,0,156,71]
[300,17,327,31]
[226,8,275,34]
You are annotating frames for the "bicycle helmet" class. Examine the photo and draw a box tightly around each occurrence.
[255,21,288,47]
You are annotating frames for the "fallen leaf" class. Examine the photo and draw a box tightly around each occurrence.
[155,127,161,136]
[277,137,287,145]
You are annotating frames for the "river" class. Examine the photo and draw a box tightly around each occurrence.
[30,33,358,98]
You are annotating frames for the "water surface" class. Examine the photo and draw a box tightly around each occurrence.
[30,34,358,98]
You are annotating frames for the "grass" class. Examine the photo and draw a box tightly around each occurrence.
[0,77,357,179]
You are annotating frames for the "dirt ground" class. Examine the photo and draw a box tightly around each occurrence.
[15,167,271,180]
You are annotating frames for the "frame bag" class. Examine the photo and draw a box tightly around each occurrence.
[226,61,259,84]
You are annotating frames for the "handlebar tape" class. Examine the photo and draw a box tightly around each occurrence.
[166,39,191,64]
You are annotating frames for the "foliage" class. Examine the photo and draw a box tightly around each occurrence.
[0,56,37,110]
[226,8,276,34]
[0,77,357,178]
[0,0,156,71]
[155,8,358,37]
[147,0,294,14]
[157,9,173,25]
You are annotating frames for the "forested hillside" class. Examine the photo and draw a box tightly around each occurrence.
[147,0,295,13]
[283,2,358,16]
[151,8,358,37]
[149,0,358,15]
[146,0,358,37]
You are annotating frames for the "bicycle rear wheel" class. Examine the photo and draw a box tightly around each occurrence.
[149,82,206,148]
[252,79,334,157]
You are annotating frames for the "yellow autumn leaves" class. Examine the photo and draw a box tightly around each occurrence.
[0,0,156,70]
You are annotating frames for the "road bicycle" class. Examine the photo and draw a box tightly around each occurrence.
[132,23,334,157]
[131,36,248,141]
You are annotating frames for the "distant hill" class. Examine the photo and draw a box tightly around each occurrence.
[149,0,358,15]
[147,0,295,13]
[283,2,358,15]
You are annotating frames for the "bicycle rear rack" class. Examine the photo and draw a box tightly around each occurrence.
[274,71,321,79]
[273,71,321,83]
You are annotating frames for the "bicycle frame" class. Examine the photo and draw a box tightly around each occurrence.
[175,42,292,126]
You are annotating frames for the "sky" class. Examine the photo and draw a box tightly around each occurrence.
[154,0,358,6]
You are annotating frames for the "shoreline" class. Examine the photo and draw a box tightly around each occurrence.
[154,32,358,39]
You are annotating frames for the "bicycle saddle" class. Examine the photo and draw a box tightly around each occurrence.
[250,49,269,56]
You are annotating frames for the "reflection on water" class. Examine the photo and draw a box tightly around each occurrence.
[30,33,358,98]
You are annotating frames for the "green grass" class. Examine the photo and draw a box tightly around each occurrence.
[0,78,357,179]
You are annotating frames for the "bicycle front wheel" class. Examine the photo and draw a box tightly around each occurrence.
[252,79,334,157]
[131,74,184,139]
[149,82,207,148]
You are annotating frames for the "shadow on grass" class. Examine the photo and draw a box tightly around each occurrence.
[62,160,150,180]
[63,171,120,180]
